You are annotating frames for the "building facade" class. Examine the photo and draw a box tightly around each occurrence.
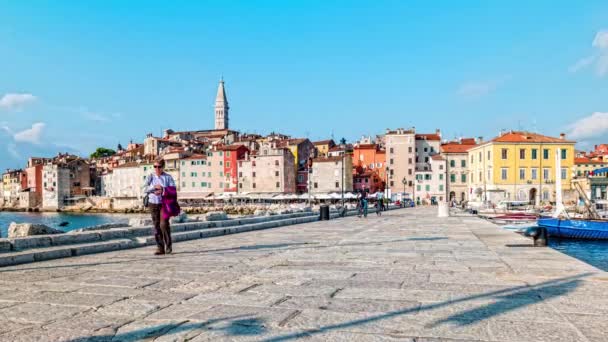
[414,155,447,204]
[238,143,296,193]
[310,156,354,194]
[468,131,576,205]
[385,128,416,198]
[42,164,71,209]
[441,138,477,203]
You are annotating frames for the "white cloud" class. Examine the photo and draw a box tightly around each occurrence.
[0,93,37,110]
[568,55,596,73]
[7,143,19,159]
[570,30,608,76]
[456,76,510,99]
[567,112,608,140]
[13,122,45,144]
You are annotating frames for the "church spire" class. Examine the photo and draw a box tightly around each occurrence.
[214,78,229,130]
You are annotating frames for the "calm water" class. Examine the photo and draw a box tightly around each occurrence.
[549,239,608,272]
[0,212,134,238]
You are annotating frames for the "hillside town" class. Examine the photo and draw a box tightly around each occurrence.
[0,80,604,212]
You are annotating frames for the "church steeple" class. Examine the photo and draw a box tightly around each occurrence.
[214,78,229,130]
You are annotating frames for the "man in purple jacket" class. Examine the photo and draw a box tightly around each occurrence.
[145,159,176,255]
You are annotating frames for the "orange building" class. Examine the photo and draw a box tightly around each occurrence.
[352,144,387,193]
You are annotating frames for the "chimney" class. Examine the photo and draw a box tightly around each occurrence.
[560,133,566,140]
[477,136,484,144]
[436,129,441,138]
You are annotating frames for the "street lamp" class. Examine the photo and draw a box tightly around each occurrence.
[340,138,346,207]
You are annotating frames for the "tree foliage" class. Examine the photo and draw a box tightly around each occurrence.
[90,147,116,159]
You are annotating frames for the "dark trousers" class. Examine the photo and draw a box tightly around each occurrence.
[150,203,172,250]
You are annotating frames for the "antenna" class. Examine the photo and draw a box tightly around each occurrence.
[532,118,537,133]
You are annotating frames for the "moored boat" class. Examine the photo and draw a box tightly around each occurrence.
[537,218,608,240]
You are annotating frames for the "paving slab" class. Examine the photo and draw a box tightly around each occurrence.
[0,207,605,341]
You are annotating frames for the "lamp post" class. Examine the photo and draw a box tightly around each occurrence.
[385,166,389,200]
[340,138,346,207]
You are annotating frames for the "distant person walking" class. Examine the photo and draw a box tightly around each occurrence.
[145,159,178,255]
[359,190,368,218]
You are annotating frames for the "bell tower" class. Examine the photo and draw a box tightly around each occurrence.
[214,78,229,130]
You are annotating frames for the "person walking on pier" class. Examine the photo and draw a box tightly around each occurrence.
[145,159,177,255]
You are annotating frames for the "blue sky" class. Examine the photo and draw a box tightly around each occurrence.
[1,1,608,170]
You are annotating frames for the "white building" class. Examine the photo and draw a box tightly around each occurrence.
[179,154,213,199]
[414,155,447,204]
[100,162,152,209]
[42,164,71,209]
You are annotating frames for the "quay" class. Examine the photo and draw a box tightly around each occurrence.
[0,207,606,341]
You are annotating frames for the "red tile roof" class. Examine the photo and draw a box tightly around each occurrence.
[575,157,605,165]
[490,131,574,143]
[182,154,207,160]
[431,155,445,161]
[441,143,477,153]
[313,140,334,146]
[416,134,441,141]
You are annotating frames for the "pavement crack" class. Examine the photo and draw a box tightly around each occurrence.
[278,310,301,327]
[271,295,292,307]
[329,288,343,298]
[238,283,261,293]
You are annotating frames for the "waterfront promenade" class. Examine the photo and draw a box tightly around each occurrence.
[0,207,606,341]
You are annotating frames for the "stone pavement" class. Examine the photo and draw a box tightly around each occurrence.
[0,207,607,342]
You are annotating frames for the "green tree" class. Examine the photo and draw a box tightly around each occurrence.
[90,147,116,159]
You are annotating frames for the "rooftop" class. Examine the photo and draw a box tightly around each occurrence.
[575,157,606,165]
[489,131,574,144]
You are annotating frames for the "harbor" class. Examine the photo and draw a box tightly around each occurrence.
[0,207,606,341]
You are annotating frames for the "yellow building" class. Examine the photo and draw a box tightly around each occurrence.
[313,139,336,157]
[468,131,575,205]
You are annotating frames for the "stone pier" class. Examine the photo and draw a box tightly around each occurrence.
[0,207,606,341]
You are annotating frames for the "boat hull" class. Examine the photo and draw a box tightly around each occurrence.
[537,218,608,240]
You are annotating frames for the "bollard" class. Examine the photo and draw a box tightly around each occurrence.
[533,226,548,247]
[437,202,449,218]
[319,205,330,221]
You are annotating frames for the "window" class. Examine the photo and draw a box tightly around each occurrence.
[191,182,195,187]
[239,183,242,189]
[182,182,186,188]
[417,185,421,191]
[408,147,412,153]
[439,174,443,180]
[219,151,223,157]
[501,168,508,180]
[543,149,549,160]
[275,160,279,166]
[252,183,256,189]
[431,147,435,153]
[408,158,412,164]
[208,183,212,188]
[208,162,211,166]
[220,182,224,188]
[275,171,279,177]
[561,168,567,180]
[277,182,281,188]
[487,169,492,181]
[461,174,466,183]
[226,151,231,157]
[238,172,242,178]
[200,182,204,187]
[487,151,491,160]
[461,160,466,167]
[335,181,339,188]
[408,169,412,175]
[519,168,526,180]
[520,149,525,160]
[390,181,394,186]
[479,172,482,182]
[478,152,482,162]
[450,174,456,182]
[181,172,185,177]
[424,147,428,153]
[252,172,256,178]
[416,157,419,163]
[561,149,567,160]
[220,172,224,177]
[501,149,508,160]
[439,185,444,191]
[389,147,394,153]
[220,161,223,166]
[226,173,230,179]
[543,168,550,180]
[314,182,318,188]
[531,149,538,160]
[531,168,538,180]
[425,185,430,191]
[390,158,394,165]
[439,164,443,170]
[542,190,550,200]
[450,160,456,167]
[297,174,304,183]
[227,161,231,168]
[208,172,211,177]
